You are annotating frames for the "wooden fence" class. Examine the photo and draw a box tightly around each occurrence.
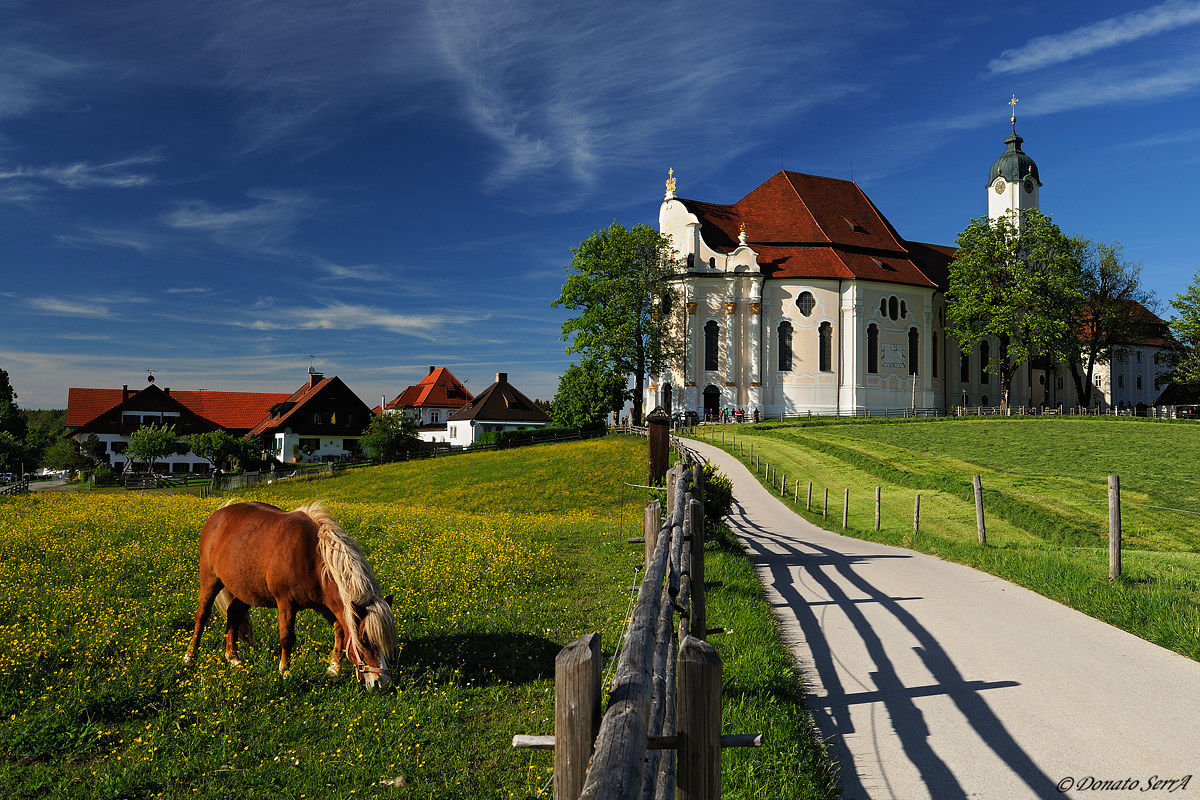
[0,480,30,497]
[514,441,761,799]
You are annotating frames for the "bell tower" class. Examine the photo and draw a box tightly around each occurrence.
[988,95,1041,223]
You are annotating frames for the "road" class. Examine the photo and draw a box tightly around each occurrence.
[685,438,1200,800]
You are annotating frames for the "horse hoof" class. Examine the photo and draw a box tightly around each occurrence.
[226,657,241,667]
[326,665,340,678]
[182,654,192,664]
[280,670,291,678]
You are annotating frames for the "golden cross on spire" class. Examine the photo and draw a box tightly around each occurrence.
[665,167,676,194]
[1009,94,1019,126]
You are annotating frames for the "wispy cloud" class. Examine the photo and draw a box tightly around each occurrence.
[56,224,165,253]
[161,188,318,250]
[27,297,114,318]
[1122,126,1200,148]
[0,151,161,206]
[0,42,85,120]
[989,1,1200,74]
[238,301,465,342]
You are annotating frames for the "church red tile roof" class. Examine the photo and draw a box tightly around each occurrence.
[677,171,955,290]
[383,366,473,411]
[66,387,292,430]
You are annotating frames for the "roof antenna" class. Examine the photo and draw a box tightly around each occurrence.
[146,369,156,384]
[308,354,316,375]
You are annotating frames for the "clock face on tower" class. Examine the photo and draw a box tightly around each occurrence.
[994,179,1006,194]
[1023,179,1034,194]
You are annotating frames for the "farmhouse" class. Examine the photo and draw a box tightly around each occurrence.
[446,372,551,447]
[65,379,290,474]
[246,372,373,463]
[376,366,473,443]
[649,121,1170,418]
[66,370,373,471]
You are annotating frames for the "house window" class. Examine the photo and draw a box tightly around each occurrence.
[111,441,128,453]
[313,413,321,425]
[431,411,440,424]
[932,332,939,378]
[778,322,794,372]
[704,320,719,371]
[980,341,990,383]
[1095,374,1103,388]
[123,414,140,426]
[796,292,815,317]
[867,324,878,374]
[908,328,919,375]
[960,353,970,383]
[819,322,833,372]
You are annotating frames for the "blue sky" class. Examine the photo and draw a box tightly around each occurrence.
[3,0,1200,408]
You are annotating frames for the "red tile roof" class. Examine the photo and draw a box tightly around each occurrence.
[678,171,955,289]
[245,377,332,437]
[383,367,473,410]
[66,387,291,430]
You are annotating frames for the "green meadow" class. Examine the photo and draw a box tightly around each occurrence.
[0,436,837,800]
[689,417,1200,661]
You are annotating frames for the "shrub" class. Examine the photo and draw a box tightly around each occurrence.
[90,465,117,486]
[695,462,733,519]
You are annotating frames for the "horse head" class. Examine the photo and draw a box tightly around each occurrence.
[345,593,398,691]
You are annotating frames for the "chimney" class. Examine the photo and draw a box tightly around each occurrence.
[164,388,170,396]
[496,372,508,384]
[428,365,436,374]
[122,384,129,402]
[309,372,324,388]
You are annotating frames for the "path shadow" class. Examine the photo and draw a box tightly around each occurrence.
[720,473,1061,799]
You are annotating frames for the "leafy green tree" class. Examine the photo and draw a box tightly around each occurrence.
[22,409,66,467]
[0,368,27,444]
[0,432,25,474]
[551,358,627,428]
[947,210,1083,410]
[1067,242,1156,407]
[1167,270,1200,387]
[553,222,679,425]
[187,430,255,472]
[126,423,179,474]
[359,412,419,463]
[42,438,92,475]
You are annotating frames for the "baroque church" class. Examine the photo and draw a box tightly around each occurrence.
[647,114,1169,418]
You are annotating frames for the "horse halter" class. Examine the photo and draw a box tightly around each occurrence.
[344,635,389,680]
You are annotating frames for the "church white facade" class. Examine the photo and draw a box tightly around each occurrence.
[648,123,1169,418]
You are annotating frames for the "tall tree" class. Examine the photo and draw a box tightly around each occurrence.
[1167,269,1200,387]
[553,222,678,426]
[359,411,419,463]
[1067,242,1156,407]
[551,358,628,428]
[0,369,26,443]
[946,210,1083,410]
[187,430,256,472]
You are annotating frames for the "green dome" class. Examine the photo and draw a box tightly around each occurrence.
[988,130,1041,187]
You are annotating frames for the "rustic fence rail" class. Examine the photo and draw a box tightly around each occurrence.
[515,434,760,799]
[0,480,30,497]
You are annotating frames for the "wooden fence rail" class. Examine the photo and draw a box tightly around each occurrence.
[515,434,761,799]
[0,480,30,497]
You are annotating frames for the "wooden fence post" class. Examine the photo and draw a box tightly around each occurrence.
[781,474,786,497]
[842,489,849,529]
[794,480,799,504]
[678,636,721,800]
[913,493,920,534]
[689,499,707,640]
[806,482,812,511]
[823,488,828,519]
[1109,475,1121,579]
[973,474,986,545]
[644,500,662,571]
[648,409,670,486]
[555,632,602,800]
[875,486,881,531]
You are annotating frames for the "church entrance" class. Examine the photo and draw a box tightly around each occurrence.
[702,385,720,421]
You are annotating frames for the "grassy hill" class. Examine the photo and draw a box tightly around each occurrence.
[690,418,1200,661]
[0,437,837,800]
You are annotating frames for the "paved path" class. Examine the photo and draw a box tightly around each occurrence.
[685,439,1200,800]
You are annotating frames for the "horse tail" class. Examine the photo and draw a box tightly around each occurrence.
[214,588,258,648]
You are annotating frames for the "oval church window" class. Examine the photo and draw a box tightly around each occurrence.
[797,291,815,317]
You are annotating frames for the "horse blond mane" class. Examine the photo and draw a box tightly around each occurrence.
[293,502,399,661]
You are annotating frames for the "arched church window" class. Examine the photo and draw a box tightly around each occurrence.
[796,292,815,317]
[880,298,887,317]
[867,324,878,374]
[960,352,970,384]
[1137,375,1143,390]
[932,332,939,378]
[704,321,719,371]
[980,341,990,383]
[888,297,898,321]
[1117,374,1124,390]
[908,328,919,376]
[900,300,907,319]
[778,322,794,372]
[819,322,833,372]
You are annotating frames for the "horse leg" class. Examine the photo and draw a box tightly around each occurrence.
[277,601,297,676]
[318,607,344,678]
[184,574,222,663]
[224,598,251,666]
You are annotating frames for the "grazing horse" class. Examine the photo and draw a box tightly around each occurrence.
[183,501,398,690]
